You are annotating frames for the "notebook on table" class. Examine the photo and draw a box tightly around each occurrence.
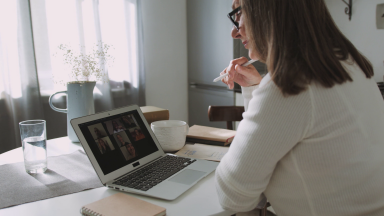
[186,125,236,146]
[71,104,218,200]
[80,193,166,216]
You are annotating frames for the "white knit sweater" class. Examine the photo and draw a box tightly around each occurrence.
[215,60,384,216]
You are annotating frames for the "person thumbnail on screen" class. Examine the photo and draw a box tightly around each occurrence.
[130,127,145,141]
[88,123,108,140]
[122,114,137,128]
[114,132,131,147]
[104,119,126,135]
[125,143,136,158]
[114,132,136,160]
[96,137,115,154]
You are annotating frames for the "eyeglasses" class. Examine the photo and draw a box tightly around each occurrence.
[228,6,242,31]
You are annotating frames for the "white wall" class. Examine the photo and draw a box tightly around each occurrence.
[141,0,188,122]
[140,0,384,124]
[325,0,384,82]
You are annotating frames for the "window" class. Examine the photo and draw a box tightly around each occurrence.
[31,0,139,95]
[0,0,23,99]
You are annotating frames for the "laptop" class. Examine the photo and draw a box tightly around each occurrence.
[70,104,219,200]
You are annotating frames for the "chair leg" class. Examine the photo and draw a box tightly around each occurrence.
[260,201,271,216]
[259,207,266,216]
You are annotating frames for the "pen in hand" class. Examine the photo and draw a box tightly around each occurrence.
[213,60,258,82]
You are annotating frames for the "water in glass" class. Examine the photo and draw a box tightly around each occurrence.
[23,136,47,173]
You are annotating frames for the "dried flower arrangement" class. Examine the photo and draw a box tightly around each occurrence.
[53,42,114,85]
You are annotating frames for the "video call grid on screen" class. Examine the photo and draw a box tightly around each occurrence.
[79,110,159,175]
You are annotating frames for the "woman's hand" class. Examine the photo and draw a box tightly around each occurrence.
[220,57,263,89]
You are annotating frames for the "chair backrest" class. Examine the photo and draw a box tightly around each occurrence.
[208,106,245,130]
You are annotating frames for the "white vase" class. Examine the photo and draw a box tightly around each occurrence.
[49,81,96,142]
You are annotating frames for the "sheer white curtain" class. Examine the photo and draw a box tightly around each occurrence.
[0,0,145,154]
[0,0,44,153]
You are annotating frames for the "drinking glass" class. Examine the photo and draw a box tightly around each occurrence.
[19,120,47,174]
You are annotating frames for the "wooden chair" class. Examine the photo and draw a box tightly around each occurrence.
[208,105,274,216]
[207,106,245,130]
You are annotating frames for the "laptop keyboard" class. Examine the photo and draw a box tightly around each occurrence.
[112,155,197,191]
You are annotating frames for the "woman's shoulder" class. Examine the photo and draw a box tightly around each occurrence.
[244,74,313,119]
[252,73,310,100]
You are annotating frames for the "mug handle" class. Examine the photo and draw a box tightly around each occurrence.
[48,91,68,113]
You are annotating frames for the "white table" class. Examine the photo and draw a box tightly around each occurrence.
[0,137,235,216]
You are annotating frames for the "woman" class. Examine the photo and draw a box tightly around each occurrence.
[215,0,384,216]
[133,129,145,141]
[116,133,135,159]
[123,115,137,128]
[126,143,136,158]
[97,138,111,154]
[112,120,125,133]
[94,127,104,139]
[116,133,130,147]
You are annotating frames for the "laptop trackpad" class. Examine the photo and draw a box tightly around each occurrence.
[168,169,206,185]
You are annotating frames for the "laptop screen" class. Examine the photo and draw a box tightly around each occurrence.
[78,110,159,175]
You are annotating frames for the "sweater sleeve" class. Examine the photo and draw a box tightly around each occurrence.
[215,77,313,212]
[241,85,259,112]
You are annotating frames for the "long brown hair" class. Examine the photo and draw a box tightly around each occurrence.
[241,0,373,96]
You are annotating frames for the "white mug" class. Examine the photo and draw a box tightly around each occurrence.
[151,120,189,152]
